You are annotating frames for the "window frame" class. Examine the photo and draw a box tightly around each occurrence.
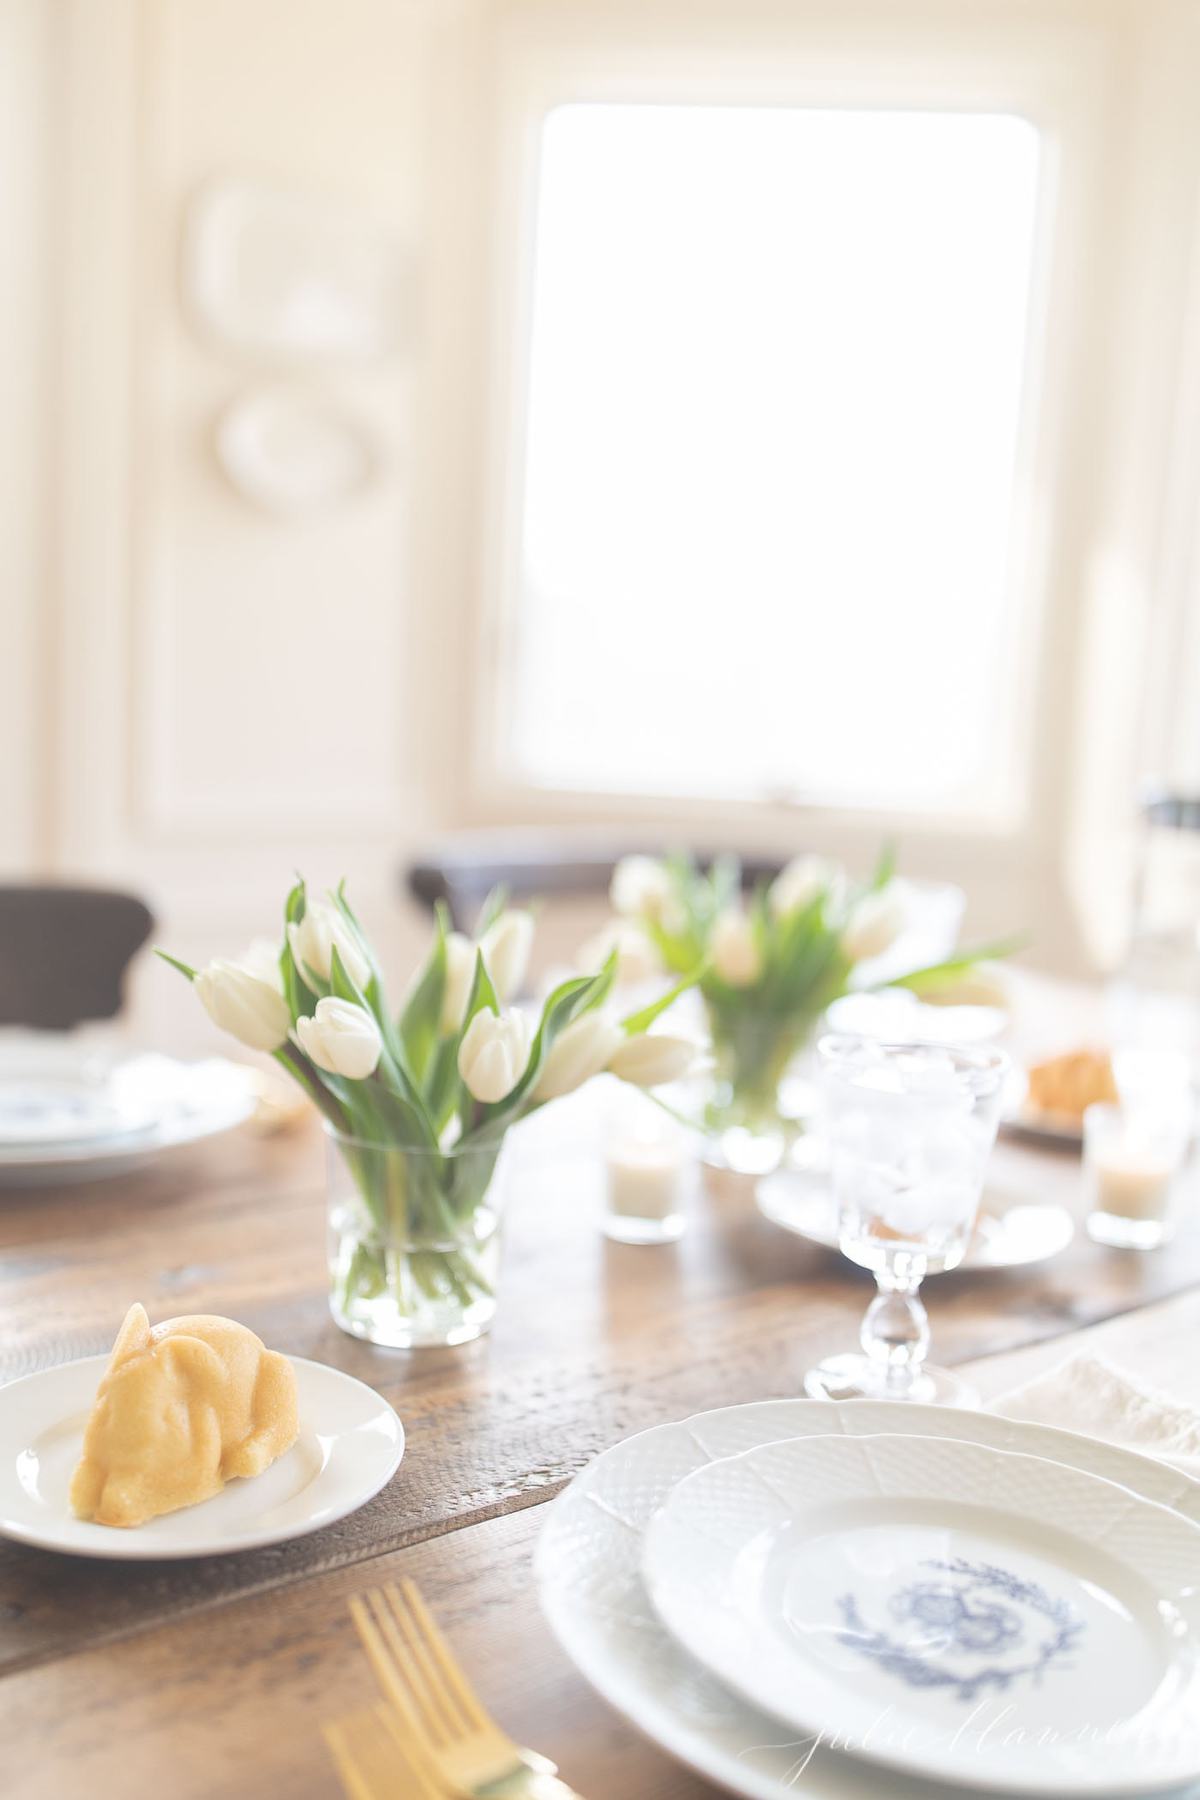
[462,0,1200,958]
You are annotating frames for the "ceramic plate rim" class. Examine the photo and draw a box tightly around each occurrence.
[0,1353,404,1559]
[0,1057,255,1179]
[535,1398,1200,1800]
[755,1173,1076,1269]
[640,1430,1200,1796]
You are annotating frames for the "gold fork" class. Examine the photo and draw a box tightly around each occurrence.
[324,1704,442,1800]
[349,1578,585,1798]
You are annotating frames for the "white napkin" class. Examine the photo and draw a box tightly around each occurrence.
[990,1353,1200,1478]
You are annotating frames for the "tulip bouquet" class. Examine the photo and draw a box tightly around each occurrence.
[607,850,1012,1160]
[162,879,698,1346]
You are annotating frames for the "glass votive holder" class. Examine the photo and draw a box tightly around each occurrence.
[1084,1100,1191,1249]
[602,1090,688,1245]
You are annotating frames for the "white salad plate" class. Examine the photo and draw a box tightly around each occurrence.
[757,1169,1075,1270]
[0,1354,404,1559]
[535,1398,1200,1800]
[642,1432,1200,1796]
[0,1050,256,1185]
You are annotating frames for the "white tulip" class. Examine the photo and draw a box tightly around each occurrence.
[440,932,475,1033]
[843,884,909,962]
[480,910,534,1002]
[607,1031,698,1088]
[243,937,285,993]
[457,1007,531,1103]
[610,855,674,924]
[574,920,659,986]
[710,908,762,987]
[769,854,843,919]
[194,957,291,1052]
[294,997,383,1080]
[287,900,371,993]
[534,1012,624,1101]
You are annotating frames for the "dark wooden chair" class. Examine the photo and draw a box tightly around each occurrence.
[0,885,155,1030]
[405,834,789,931]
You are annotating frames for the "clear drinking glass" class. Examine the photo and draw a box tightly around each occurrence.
[805,1034,1009,1404]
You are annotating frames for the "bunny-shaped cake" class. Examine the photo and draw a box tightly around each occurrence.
[70,1303,299,1528]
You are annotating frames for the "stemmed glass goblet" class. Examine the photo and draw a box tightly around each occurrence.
[805,1034,1009,1405]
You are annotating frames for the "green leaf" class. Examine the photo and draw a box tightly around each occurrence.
[330,882,386,998]
[425,1034,465,1136]
[399,904,448,1084]
[273,1040,349,1134]
[155,949,197,982]
[621,962,703,1035]
[329,945,437,1148]
[707,853,742,918]
[868,841,897,893]
[328,879,407,1065]
[472,884,509,940]
[885,934,1028,995]
[285,877,307,927]
[460,947,501,1033]
[279,935,319,1030]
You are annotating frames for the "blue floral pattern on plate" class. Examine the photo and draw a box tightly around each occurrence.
[837,1556,1083,1702]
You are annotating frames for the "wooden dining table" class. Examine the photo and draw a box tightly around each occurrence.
[3,996,1200,1800]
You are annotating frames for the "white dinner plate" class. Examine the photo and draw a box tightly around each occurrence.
[0,1354,404,1558]
[0,1053,256,1185]
[757,1170,1075,1270]
[642,1432,1200,1795]
[535,1398,1200,1800]
[0,1077,159,1150]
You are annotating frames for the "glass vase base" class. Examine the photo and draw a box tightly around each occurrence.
[702,1125,785,1177]
[802,1353,980,1407]
[602,1209,686,1245]
[329,1292,496,1350]
[1086,1209,1173,1250]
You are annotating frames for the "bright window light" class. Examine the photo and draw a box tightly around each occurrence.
[504,103,1044,812]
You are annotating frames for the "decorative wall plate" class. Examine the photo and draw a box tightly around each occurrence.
[215,386,378,514]
[183,177,409,361]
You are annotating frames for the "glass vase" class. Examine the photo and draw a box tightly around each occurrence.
[701,1009,821,1175]
[326,1131,510,1349]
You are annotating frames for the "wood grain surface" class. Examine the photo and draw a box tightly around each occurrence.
[1,1021,1198,1798]
[5,1286,1199,1800]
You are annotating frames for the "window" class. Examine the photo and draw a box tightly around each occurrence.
[500,102,1045,817]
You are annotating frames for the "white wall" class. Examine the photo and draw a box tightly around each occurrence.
[2,0,491,1048]
[0,0,54,878]
[4,0,1200,1054]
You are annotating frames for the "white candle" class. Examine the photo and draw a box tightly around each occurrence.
[1092,1146,1176,1222]
[605,1141,684,1221]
